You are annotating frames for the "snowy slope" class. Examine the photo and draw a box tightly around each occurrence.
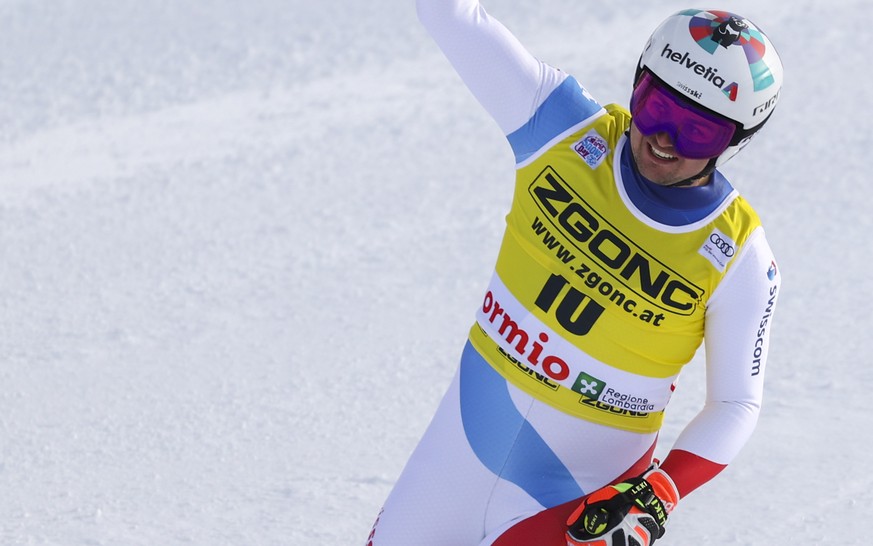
[0,0,870,544]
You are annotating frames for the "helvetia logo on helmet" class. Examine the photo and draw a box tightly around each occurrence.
[660,43,731,90]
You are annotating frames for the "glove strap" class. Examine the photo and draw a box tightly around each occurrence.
[620,479,669,529]
[641,468,679,519]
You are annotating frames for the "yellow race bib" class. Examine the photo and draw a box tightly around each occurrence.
[470,105,762,433]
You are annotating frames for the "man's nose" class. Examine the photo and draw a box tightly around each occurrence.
[653,131,676,149]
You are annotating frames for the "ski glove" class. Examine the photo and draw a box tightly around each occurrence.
[566,467,679,546]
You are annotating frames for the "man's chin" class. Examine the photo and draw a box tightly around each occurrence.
[636,162,680,186]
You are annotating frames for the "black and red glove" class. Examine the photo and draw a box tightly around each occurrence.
[566,467,679,546]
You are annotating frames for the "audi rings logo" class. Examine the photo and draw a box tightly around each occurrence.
[710,233,735,257]
[699,228,736,272]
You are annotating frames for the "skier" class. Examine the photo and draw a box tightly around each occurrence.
[367,2,783,545]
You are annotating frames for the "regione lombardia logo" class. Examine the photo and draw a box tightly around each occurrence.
[682,9,776,99]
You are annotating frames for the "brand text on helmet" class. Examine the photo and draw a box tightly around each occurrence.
[661,43,727,88]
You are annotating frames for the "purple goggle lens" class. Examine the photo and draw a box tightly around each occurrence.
[630,72,737,160]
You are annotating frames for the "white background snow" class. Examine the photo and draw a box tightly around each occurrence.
[0,0,870,544]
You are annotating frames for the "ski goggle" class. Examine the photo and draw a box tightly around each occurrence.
[630,71,738,159]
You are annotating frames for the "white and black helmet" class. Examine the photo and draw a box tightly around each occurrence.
[636,9,784,166]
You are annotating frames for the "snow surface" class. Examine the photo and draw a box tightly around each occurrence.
[0,0,870,544]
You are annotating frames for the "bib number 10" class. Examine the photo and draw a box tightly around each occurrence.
[534,273,604,336]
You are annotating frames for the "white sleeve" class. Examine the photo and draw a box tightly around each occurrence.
[671,228,780,464]
[416,0,568,135]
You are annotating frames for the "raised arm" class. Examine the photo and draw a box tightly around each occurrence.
[416,0,568,135]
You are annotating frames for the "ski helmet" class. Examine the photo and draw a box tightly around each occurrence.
[635,9,784,166]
